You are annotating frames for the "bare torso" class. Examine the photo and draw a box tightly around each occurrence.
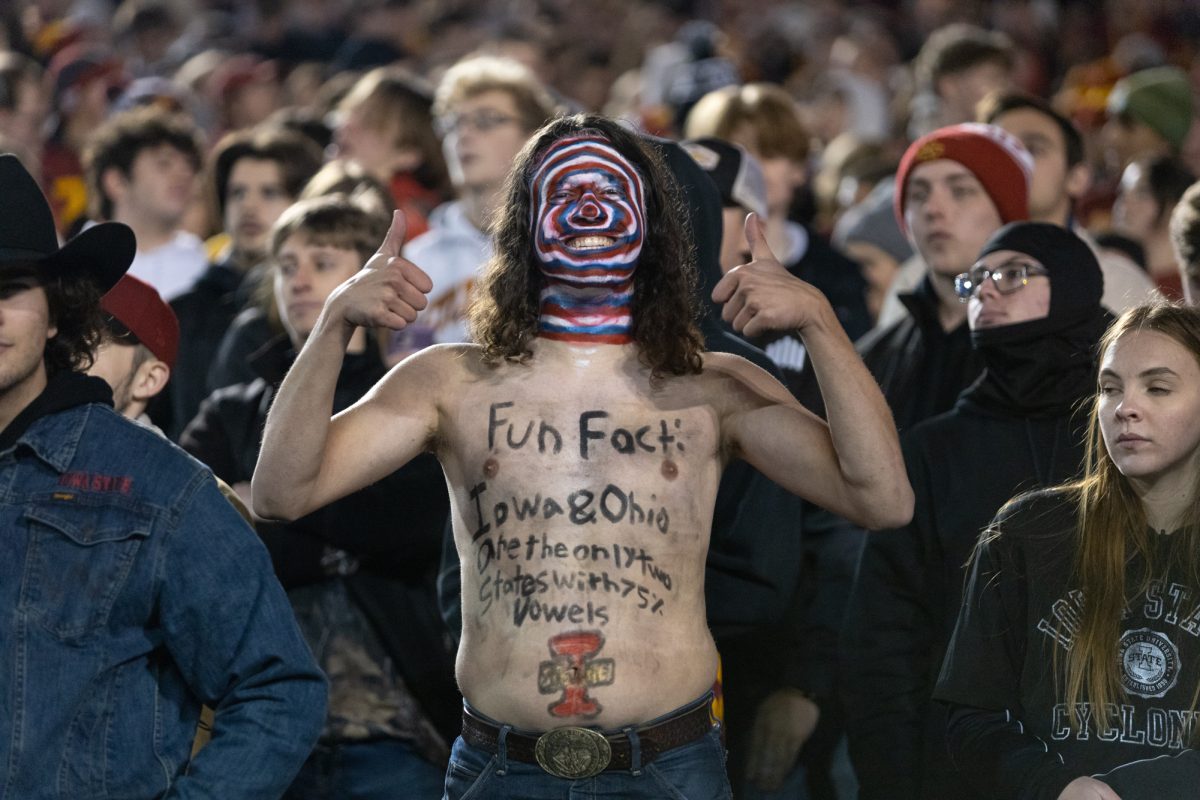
[431,340,726,731]
[252,203,912,736]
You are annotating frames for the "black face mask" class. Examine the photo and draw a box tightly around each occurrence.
[959,308,1112,418]
[957,221,1110,418]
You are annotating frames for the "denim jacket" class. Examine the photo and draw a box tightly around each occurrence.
[1,401,327,799]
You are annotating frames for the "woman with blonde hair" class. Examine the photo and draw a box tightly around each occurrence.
[936,301,1200,800]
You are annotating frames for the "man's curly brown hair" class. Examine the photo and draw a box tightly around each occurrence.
[469,114,704,378]
[42,274,105,375]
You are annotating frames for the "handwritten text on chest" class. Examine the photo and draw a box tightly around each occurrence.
[487,401,685,459]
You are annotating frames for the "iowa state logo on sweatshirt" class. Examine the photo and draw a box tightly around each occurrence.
[1119,628,1180,699]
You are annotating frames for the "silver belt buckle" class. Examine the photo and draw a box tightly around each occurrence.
[534,726,612,779]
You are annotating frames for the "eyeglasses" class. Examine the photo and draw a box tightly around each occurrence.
[435,109,521,138]
[954,258,1049,301]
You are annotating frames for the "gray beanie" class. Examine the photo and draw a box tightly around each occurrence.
[833,177,914,264]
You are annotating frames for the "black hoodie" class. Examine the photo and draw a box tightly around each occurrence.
[842,223,1112,800]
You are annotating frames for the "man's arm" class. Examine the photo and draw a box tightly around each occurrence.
[712,213,912,531]
[252,212,437,520]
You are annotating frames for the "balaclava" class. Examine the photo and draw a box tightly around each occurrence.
[959,221,1110,417]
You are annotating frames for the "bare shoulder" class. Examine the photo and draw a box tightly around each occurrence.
[698,350,797,412]
[368,343,484,402]
[383,342,482,378]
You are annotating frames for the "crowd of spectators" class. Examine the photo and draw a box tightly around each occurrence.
[6,1,1200,798]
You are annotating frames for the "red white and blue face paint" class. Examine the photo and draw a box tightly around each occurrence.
[530,135,645,344]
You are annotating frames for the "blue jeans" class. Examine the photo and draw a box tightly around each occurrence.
[442,705,733,799]
[285,738,447,799]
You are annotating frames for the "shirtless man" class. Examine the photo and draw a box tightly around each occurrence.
[253,114,911,798]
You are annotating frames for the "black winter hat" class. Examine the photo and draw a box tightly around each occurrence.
[976,221,1103,327]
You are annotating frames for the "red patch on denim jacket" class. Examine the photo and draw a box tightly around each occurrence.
[57,472,133,495]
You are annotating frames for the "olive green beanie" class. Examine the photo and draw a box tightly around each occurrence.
[1107,66,1194,150]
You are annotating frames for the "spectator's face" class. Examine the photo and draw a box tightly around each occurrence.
[0,77,47,155]
[0,268,53,407]
[1099,329,1200,490]
[335,103,406,181]
[728,127,806,216]
[1113,163,1161,243]
[228,81,280,130]
[965,248,1051,329]
[1183,265,1200,306]
[273,234,362,345]
[73,75,117,122]
[903,160,1004,278]
[442,90,530,192]
[844,240,902,319]
[993,107,1082,223]
[938,61,1011,123]
[1102,114,1170,174]
[224,158,292,263]
[757,155,806,216]
[87,338,138,414]
[117,144,197,230]
[133,25,178,66]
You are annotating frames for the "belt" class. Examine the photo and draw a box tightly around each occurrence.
[460,699,716,780]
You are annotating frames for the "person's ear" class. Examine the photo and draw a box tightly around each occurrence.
[789,159,808,190]
[934,74,961,108]
[130,358,170,403]
[101,167,129,209]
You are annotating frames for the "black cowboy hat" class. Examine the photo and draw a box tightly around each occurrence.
[0,153,134,294]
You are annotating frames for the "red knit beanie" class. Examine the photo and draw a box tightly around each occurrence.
[893,123,1033,233]
[100,274,180,369]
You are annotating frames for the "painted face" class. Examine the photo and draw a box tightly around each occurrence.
[530,135,646,287]
[1099,329,1200,494]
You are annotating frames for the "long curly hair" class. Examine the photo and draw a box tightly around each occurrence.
[42,274,105,375]
[469,114,704,378]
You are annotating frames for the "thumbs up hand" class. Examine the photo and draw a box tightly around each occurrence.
[327,211,434,331]
[712,213,835,338]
